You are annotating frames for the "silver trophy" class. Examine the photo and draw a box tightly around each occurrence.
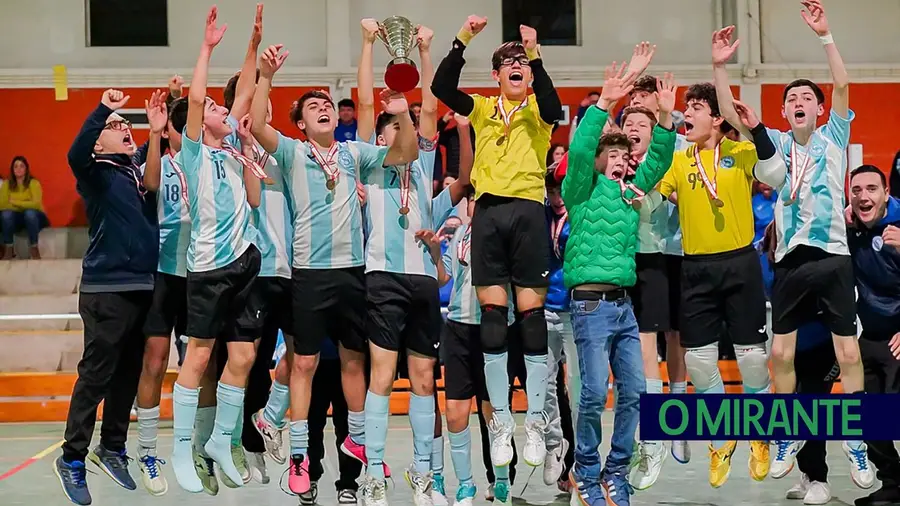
[377,16,420,92]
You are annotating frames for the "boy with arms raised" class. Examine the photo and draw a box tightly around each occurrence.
[710,1,871,486]
[432,15,562,472]
[563,63,676,506]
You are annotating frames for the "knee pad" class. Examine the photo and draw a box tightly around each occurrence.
[735,344,771,393]
[520,307,548,356]
[684,344,722,392]
[480,304,509,354]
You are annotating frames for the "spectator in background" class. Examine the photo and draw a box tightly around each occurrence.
[334,98,358,141]
[546,143,566,168]
[411,102,422,124]
[1,156,49,259]
[752,181,778,291]
[891,149,900,198]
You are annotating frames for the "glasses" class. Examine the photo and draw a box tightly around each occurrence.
[104,120,132,131]
[499,56,530,68]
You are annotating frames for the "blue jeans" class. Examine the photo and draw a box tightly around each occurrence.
[1,209,48,245]
[570,296,645,480]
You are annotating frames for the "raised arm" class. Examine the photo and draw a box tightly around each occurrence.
[633,74,677,193]
[381,90,418,166]
[230,4,264,121]
[431,16,488,116]
[417,25,438,140]
[67,90,128,178]
[357,18,379,143]
[187,6,227,143]
[236,114,261,208]
[143,89,168,192]
[730,100,788,188]
[447,114,473,204]
[520,25,561,125]
[802,0,848,116]
[711,26,751,140]
[251,44,289,154]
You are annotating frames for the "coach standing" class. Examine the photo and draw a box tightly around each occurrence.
[54,89,159,506]
[847,165,900,506]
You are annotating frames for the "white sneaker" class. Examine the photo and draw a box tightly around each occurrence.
[138,453,168,496]
[543,439,569,485]
[362,476,389,506]
[523,413,549,467]
[488,414,516,467]
[631,441,667,490]
[338,489,358,504]
[251,409,286,465]
[484,483,494,501]
[245,452,269,484]
[803,481,832,505]
[771,440,805,479]
[405,465,434,506]
[842,441,875,489]
[786,473,811,499]
[671,439,691,464]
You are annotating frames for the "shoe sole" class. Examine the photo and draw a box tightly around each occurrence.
[87,453,135,490]
[140,474,168,497]
[770,461,796,480]
[54,461,91,506]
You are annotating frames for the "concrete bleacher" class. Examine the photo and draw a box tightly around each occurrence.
[10,227,90,260]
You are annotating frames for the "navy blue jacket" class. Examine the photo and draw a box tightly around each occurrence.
[848,197,900,337]
[68,103,159,293]
[545,205,570,312]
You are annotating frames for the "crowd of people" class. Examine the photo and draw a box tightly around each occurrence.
[49,1,900,506]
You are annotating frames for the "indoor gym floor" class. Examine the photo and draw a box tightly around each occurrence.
[0,415,888,505]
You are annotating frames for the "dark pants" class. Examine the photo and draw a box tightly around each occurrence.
[308,359,362,492]
[241,316,281,453]
[859,336,900,483]
[478,328,525,484]
[794,340,839,483]
[1,208,48,245]
[62,291,152,462]
[557,362,576,477]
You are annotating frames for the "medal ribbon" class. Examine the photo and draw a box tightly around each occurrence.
[168,154,191,213]
[551,213,568,259]
[693,142,721,201]
[96,157,147,201]
[222,143,270,180]
[617,178,646,206]
[308,141,340,187]
[396,165,411,211]
[457,226,472,264]
[497,94,528,142]
[788,140,814,202]
[252,143,271,171]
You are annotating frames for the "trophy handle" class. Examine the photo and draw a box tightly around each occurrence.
[412,24,421,48]
[375,22,388,45]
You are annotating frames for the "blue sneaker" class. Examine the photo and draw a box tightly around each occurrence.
[493,479,512,505]
[455,481,477,505]
[570,471,605,506]
[432,472,448,504]
[87,445,136,490]
[54,456,92,505]
[601,470,634,506]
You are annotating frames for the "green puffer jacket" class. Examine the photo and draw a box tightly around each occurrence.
[561,105,676,288]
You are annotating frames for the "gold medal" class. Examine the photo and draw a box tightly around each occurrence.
[496,136,506,146]
[399,206,409,215]
[713,198,725,208]
[326,179,336,191]
[263,177,275,185]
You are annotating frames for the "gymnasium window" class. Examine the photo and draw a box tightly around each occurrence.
[86,0,168,47]
[502,0,580,46]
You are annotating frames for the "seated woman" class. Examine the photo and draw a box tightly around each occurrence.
[1,156,49,259]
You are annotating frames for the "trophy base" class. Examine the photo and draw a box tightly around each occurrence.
[385,58,420,93]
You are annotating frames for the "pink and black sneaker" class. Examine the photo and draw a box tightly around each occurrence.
[340,435,392,478]
[288,454,310,495]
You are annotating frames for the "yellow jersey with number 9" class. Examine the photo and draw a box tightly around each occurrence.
[659,138,758,255]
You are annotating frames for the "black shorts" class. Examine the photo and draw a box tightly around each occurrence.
[292,266,367,356]
[772,246,857,336]
[237,276,293,341]
[143,272,188,338]
[665,255,682,332]
[367,271,442,358]
[442,319,488,401]
[471,194,550,288]
[680,245,767,349]
[633,253,678,333]
[186,245,261,342]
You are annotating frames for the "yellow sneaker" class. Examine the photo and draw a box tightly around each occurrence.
[708,441,737,488]
[748,441,770,481]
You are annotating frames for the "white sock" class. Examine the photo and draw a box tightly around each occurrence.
[136,406,160,457]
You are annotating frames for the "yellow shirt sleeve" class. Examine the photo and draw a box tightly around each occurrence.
[659,162,678,198]
[737,140,759,180]
[468,94,490,129]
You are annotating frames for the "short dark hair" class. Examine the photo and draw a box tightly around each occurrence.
[621,106,658,126]
[411,102,422,109]
[587,90,601,98]
[545,169,561,189]
[684,83,734,134]
[375,110,417,136]
[850,164,887,187]
[337,98,355,109]
[783,79,825,104]
[169,97,189,134]
[290,90,335,125]
[632,75,658,95]
[223,69,261,111]
[491,41,526,70]
[596,131,632,157]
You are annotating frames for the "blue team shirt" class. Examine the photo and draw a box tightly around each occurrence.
[152,153,191,276]
[249,144,293,278]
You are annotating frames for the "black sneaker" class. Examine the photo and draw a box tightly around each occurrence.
[54,456,92,505]
[855,483,900,506]
[299,480,318,505]
[337,488,357,504]
[87,445,136,490]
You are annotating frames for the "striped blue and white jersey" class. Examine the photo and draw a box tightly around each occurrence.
[152,152,191,276]
[363,138,454,278]
[442,223,515,325]
[180,127,258,273]
[660,133,689,256]
[272,133,386,269]
[767,109,855,262]
[248,145,293,279]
